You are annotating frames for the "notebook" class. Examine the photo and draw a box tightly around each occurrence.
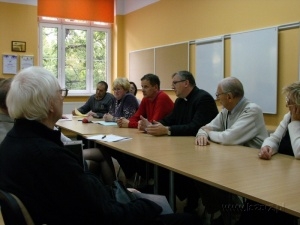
[63,140,85,169]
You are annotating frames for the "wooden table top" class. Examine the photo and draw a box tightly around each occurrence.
[57,118,300,217]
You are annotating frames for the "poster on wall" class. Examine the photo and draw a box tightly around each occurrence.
[2,54,18,74]
[20,55,34,70]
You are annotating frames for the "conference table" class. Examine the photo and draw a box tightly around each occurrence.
[56,116,300,218]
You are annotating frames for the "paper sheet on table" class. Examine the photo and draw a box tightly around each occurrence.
[92,121,117,126]
[58,117,72,121]
[74,108,88,117]
[87,134,131,142]
[132,192,173,215]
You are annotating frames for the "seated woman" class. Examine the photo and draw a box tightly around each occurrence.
[129,81,141,104]
[259,81,300,159]
[103,78,139,121]
[236,81,300,225]
[84,78,139,184]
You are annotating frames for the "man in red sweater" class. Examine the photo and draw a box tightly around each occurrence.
[117,73,174,128]
[109,74,174,184]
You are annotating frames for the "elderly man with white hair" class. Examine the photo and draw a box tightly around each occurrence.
[0,66,200,225]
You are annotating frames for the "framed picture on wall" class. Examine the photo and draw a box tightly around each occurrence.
[11,41,26,52]
[20,55,34,70]
[2,54,18,74]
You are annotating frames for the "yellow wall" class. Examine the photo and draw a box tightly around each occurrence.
[1,1,300,126]
[0,2,90,103]
[121,0,300,126]
[0,2,38,78]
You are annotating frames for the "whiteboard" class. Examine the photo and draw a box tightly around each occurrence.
[231,27,278,114]
[195,37,224,98]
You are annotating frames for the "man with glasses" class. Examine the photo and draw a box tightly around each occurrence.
[139,70,218,214]
[194,76,268,224]
[195,76,268,148]
[72,81,114,118]
[140,70,218,136]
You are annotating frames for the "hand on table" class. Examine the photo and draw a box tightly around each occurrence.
[258,146,273,160]
[144,121,168,136]
[117,117,129,128]
[103,113,113,122]
[195,135,210,146]
[138,116,151,131]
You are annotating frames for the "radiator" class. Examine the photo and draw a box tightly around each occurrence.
[63,102,85,114]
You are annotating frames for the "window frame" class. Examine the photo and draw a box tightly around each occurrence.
[38,17,111,96]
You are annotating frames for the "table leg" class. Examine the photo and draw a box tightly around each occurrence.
[169,171,174,210]
[154,165,158,194]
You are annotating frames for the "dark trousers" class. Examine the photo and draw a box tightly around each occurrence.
[158,167,200,212]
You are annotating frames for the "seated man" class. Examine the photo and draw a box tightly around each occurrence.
[72,81,114,118]
[111,74,174,182]
[139,71,218,213]
[0,66,200,225]
[195,76,268,224]
[0,77,116,186]
[117,73,174,128]
[195,76,268,147]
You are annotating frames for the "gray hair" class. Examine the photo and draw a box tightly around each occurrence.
[7,66,60,120]
[219,77,244,98]
[283,81,300,105]
[172,71,196,87]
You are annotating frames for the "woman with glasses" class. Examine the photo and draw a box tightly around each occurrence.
[237,82,299,225]
[103,77,139,122]
[85,77,139,184]
[259,81,300,159]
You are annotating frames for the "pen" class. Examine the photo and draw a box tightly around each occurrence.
[102,135,106,139]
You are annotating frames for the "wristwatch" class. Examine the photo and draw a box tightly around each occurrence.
[167,127,171,136]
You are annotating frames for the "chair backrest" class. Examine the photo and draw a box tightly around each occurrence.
[0,189,35,225]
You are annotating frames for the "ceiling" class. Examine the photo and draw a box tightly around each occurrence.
[0,0,159,15]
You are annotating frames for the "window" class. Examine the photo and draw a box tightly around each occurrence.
[39,17,111,96]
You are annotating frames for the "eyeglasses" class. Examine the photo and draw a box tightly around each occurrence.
[113,88,123,92]
[172,80,186,85]
[215,92,229,98]
[59,88,68,98]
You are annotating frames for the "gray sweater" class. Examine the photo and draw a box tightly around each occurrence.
[197,98,268,149]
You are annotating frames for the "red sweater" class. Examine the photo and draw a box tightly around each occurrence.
[128,91,174,128]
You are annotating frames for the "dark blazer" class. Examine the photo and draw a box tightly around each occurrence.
[0,119,162,225]
[160,86,218,136]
